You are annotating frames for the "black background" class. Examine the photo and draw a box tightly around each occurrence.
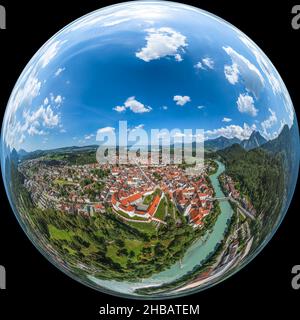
[0,0,299,318]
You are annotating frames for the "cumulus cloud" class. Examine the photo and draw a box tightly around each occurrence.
[194,57,214,70]
[162,106,168,110]
[197,105,205,110]
[54,95,63,105]
[205,123,256,140]
[237,93,258,117]
[113,106,126,112]
[7,90,63,148]
[136,27,187,62]
[261,108,278,138]
[224,63,239,85]
[194,62,204,70]
[3,40,66,149]
[222,117,232,123]
[97,127,115,134]
[223,46,265,98]
[175,54,183,62]
[114,97,152,113]
[14,104,60,140]
[24,105,60,129]
[202,57,214,69]
[10,70,42,116]
[27,126,47,136]
[173,95,191,106]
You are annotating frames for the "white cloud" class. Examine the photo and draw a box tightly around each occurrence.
[102,18,130,27]
[42,106,60,127]
[10,71,42,115]
[134,124,145,130]
[55,67,65,77]
[114,97,152,113]
[129,124,145,133]
[20,104,60,139]
[40,40,66,68]
[205,123,256,140]
[3,51,59,149]
[261,108,278,138]
[224,63,239,85]
[197,105,205,110]
[125,97,152,113]
[136,27,187,62]
[222,117,232,122]
[84,133,95,140]
[194,62,204,70]
[27,126,47,136]
[60,128,67,133]
[237,93,258,117]
[239,35,281,95]
[54,95,63,105]
[68,4,170,33]
[3,69,55,149]
[172,132,186,138]
[97,127,115,134]
[202,57,214,69]
[173,95,191,106]
[19,134,26,144]
[175,53,183,62]
[194,57,214,70]
[113,105,126,112]
[239,34,294,125]
[223,46,265,98]
[162,106,168,110]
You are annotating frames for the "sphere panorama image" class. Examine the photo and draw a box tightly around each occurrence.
[1,1,299,299]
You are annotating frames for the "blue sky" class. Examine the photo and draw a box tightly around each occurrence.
[2,1,295,152]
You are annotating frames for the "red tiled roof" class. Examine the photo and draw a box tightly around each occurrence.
[148,195,161,216]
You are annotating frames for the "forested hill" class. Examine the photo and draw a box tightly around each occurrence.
[261,123,299,199]
[218,143,285,241]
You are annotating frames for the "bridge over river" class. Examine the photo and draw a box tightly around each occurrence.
[207,196,256,221]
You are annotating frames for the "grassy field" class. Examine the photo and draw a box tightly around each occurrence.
[54,179,76,186]
[49,224,74,241]
[106,245,128,267]
[126,220,157,235]
[155,198,166,220]
[143,194,153,205]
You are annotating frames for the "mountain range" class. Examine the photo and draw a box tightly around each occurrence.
[204,131,267,151]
